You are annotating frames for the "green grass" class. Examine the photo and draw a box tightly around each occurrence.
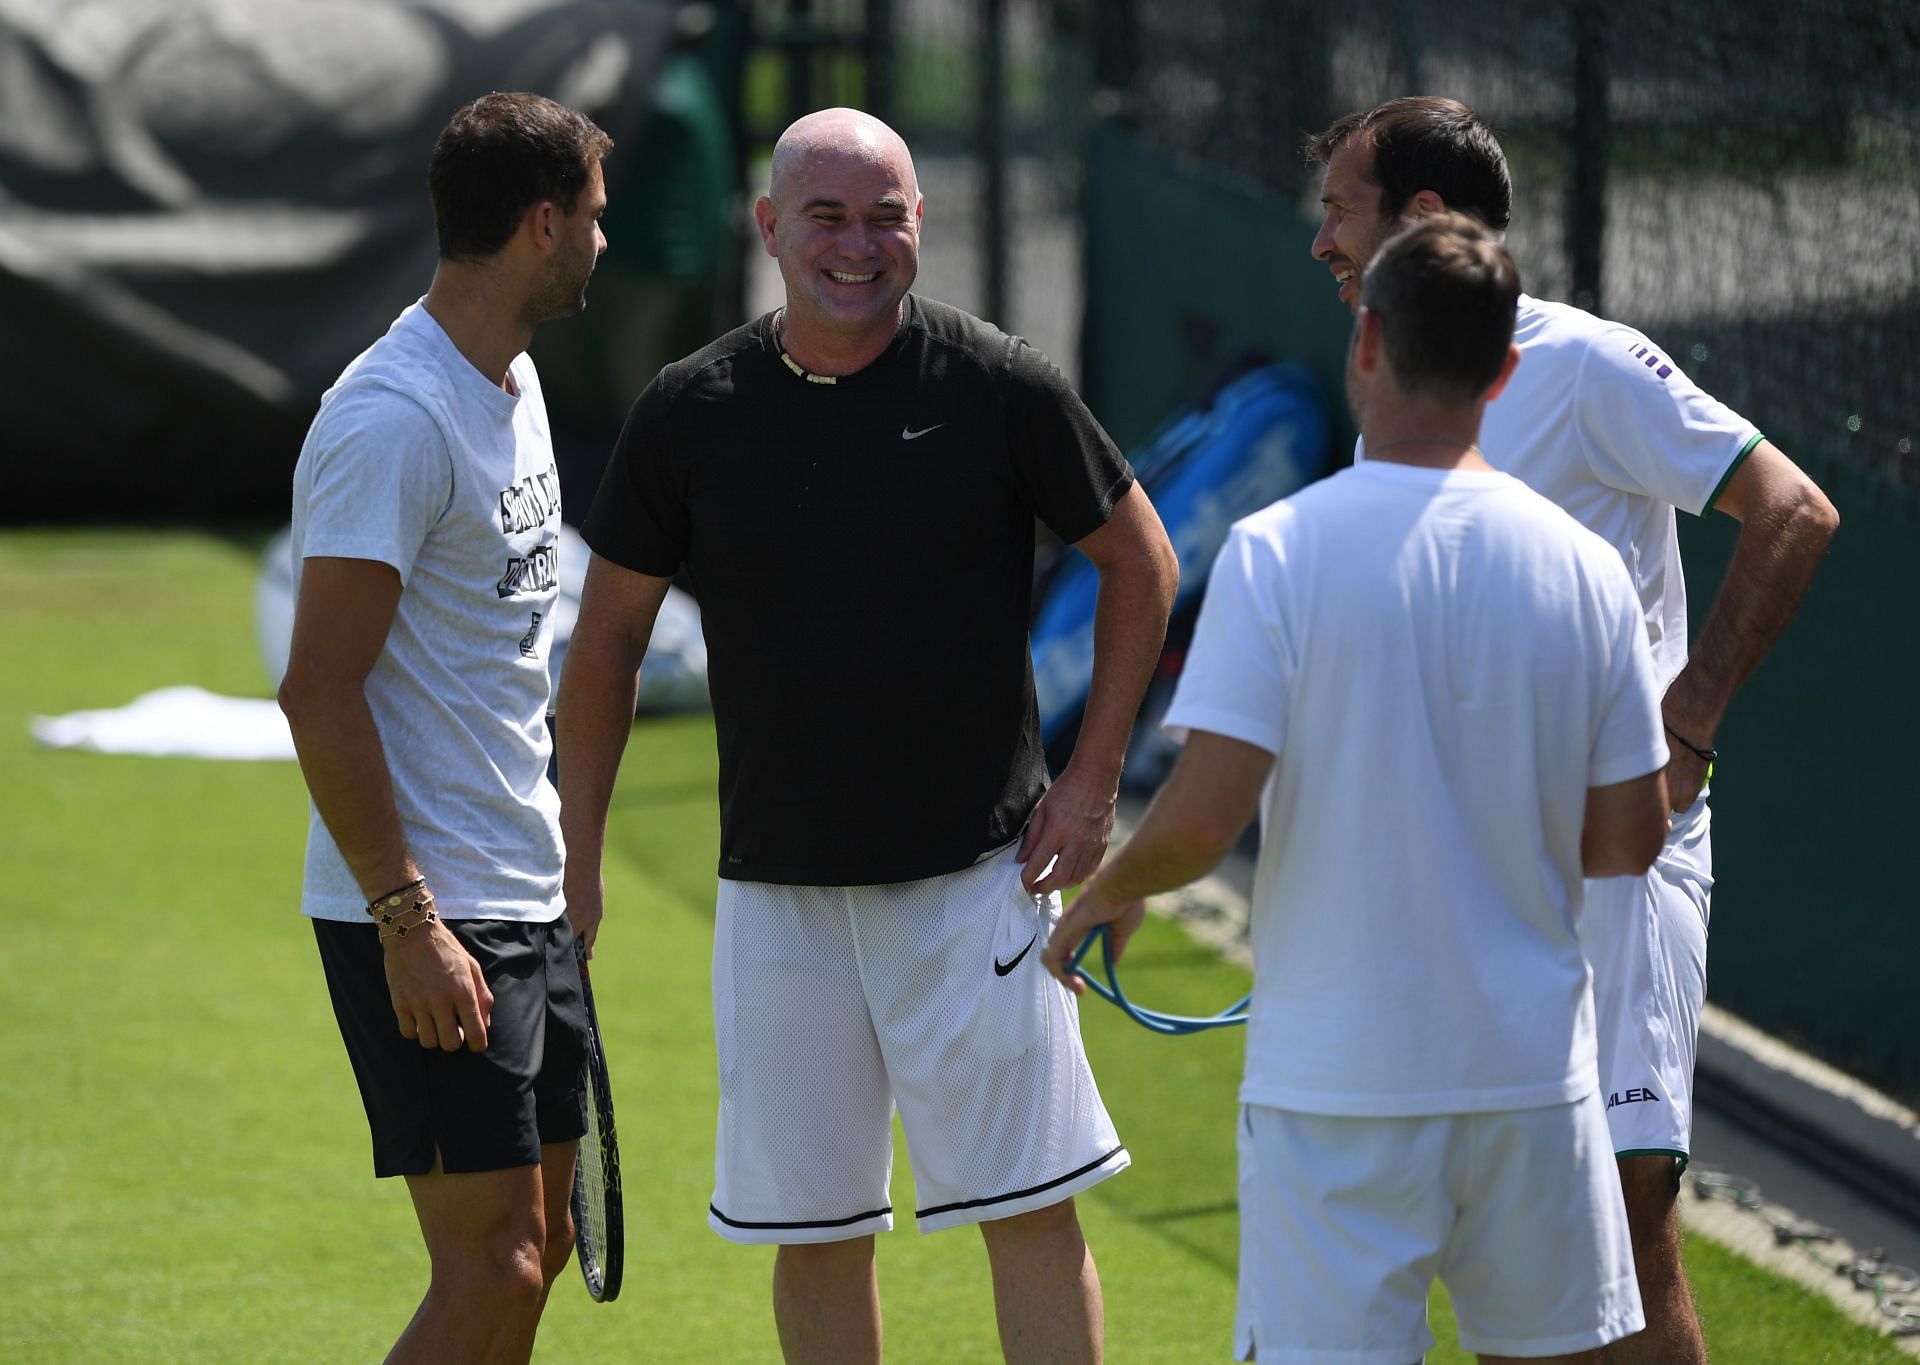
[2,527,1909,1362]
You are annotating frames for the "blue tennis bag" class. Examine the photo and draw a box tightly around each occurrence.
[1031,361,1333,754]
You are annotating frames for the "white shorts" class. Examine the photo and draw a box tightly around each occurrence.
[707,844,1129,1244]
[1583,790,1712,1163]
[1234,1097,1643,1364]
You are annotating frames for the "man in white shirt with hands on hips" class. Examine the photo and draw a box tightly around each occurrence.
[1046,213,1671,1364]
[1299,96,1838,1364]
[279,92,611,1364]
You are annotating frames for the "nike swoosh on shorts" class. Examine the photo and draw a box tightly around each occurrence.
[994,934,1036,976]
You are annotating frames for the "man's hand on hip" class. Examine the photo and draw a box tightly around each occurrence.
[385,920,494,1053]
[1018,765,1119,897]
[1661,743,1711,813]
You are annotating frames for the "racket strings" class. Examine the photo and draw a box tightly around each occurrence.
[578,1068,611,1262]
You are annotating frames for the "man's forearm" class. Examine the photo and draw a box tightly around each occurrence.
[1067,549,1178,784]
[1667,472,1838,737]
[283,690,414,899]
[1084,802,1230,905]
[553,627,646,876]
[1086,731,1272,902]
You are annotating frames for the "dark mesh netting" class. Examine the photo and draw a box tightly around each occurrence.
[1104,0,1918,496]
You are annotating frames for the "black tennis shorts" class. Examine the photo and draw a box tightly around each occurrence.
[313,915,590,1178]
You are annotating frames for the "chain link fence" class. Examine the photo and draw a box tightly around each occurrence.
[1096,0,1918,497]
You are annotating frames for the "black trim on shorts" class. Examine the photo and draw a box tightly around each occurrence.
[916,1145,1128,1221]
[709,1203,894,1231]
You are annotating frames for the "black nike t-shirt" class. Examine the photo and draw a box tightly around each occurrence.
[583,295,1134,885]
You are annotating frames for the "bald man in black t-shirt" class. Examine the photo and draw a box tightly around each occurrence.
[556,107,1177,1365]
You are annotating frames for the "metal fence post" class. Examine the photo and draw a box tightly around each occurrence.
[864,0,893,124]
[1570,0,1608,314]
[786,0,815,128]
[980,0,1008,327]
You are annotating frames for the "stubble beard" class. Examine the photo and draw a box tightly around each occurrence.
[525,267,590,328]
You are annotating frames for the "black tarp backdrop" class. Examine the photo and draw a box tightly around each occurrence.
[0,0,684,523]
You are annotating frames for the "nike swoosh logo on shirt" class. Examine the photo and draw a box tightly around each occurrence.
[901,424,944,440]
[993,934,1037,976]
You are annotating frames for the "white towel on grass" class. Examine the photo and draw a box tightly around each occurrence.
[31,686,296,761]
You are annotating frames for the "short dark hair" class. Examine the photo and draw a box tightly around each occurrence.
[429,92,613,262]
[1360,212,1520,402]
[1305,97,1511,233]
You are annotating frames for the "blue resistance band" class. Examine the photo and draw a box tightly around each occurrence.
[1065,924,1251,1036]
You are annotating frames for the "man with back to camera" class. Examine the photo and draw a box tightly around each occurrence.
[1045,212,1670,1364]
[1302,96,1840,1362]
[554,107,1179,1364]
[278,92,609,1363]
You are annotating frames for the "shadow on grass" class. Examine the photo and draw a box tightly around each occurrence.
[1097,1195,1240,1277]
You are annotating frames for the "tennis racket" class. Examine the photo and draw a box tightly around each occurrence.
[1067,923,1252,1035]
[570,936,624,1302]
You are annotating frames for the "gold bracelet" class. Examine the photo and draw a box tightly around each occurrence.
[377,900,439,942]
[371,888,435,931]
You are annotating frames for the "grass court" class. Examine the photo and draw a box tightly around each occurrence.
[0,528,1903,1362]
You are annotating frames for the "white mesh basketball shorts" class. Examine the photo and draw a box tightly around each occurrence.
[707,844,1129,1244]
[1583,790,1712,1162]
[1235,1096,1643,1363]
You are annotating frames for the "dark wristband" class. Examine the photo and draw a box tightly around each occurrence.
[365,876,427,916]
[1664,723,1717,763]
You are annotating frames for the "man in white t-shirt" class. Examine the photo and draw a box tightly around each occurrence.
[1045,213,1672,1363]
[1301,96,1840,1363]
[280,92,610,1363]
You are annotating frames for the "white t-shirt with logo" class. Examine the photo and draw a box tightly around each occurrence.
[290,301,566,923]
[1165,462,1667,1116]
